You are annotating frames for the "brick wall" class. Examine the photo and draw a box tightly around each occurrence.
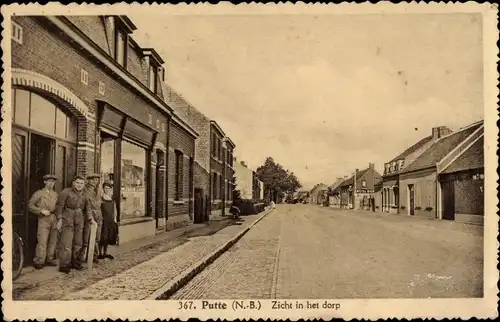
[12,17,169,145]
[167,121,195,218]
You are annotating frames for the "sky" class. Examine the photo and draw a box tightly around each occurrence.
[128,12,484,190]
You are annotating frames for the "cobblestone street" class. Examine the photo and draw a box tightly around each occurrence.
[172,204,483,299]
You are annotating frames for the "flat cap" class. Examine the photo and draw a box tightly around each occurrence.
[43,174,57,181]
[86,173,101,179]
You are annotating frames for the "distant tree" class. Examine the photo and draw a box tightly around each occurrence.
[255,157,302,203]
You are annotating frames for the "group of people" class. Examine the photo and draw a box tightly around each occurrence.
[28,173,118,273]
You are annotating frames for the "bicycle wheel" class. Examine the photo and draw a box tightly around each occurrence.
[12,232,24,280]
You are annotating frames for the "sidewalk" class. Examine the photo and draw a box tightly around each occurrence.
[12,214,247,300]
[62,209,272,300]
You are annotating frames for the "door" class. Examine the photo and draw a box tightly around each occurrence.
[12,128,29,257]
[442,180,455,220]
[194,188,203,224]
[155,150,163,228]
[408,184,415,216]
[27,133,55,264]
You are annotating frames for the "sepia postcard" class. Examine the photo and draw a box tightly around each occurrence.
[1,2,499,320]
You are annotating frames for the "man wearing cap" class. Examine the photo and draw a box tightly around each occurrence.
[79,173,103,264]
[28,174,59,269]
[55,175,93,273]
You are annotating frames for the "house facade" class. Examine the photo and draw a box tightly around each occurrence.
[327,177,346,208]
[399,121,483,221]
[309,183,328,204]
[210,121,235,216]
[336,163,382,210]
[9,15,200,263]
[381,126,451,214]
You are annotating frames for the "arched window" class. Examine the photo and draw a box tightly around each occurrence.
[12,88,78,141]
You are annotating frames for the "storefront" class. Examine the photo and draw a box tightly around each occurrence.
[97,101,162,243]
[11,87,80,265]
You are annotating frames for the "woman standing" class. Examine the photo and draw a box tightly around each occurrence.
[99,181,117,260]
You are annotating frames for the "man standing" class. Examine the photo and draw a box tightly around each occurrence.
[79,173,103,264]
[55,175,93,273]
[28,174,59,269]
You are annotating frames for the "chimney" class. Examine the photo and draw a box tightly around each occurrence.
[432,127,439,139]
[240,161,247,167]
[355,168,359,173]
[369,163,374,170]
[344,176,348,180]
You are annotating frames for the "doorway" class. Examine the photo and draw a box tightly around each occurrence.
[194,188,204,224]
[23,133,55,265]
[441,180,455,220]
[408,184,415,216]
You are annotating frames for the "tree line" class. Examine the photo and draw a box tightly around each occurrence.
[255,157,302,203]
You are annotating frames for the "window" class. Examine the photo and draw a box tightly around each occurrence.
[120,141,147,219]
[13,89,78,140]
[156,119,160,130]
[149,65,158,94]
[161,122,165,132]
[175,150,183,200]
[148,113,153,124]
[116,30,126,67]
[81,68,88,85]
[99,81,105,95]
[12,21,23,44]
[362,180,367,188]
[100,135,115,186]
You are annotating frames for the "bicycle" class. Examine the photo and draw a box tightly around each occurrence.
[12,231,24,280]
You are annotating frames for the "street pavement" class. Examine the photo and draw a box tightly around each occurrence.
[171,204,483,299]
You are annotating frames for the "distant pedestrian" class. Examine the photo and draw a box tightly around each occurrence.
[28,174,59,269]
[99,181,118,260]
[55,175,93,273]
[229,203,241,219]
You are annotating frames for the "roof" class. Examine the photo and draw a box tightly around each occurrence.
[339,168,370,188]
[172,114,199,139]
[310,184,328,194]
[401,121,483,173]
[329,178,345,191]
[388,135,434,163]
[223,137,236,149]
[441,135,484,174]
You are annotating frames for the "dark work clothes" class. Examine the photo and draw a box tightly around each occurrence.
[100,198,117,246]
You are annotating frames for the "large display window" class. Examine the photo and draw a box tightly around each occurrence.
[120,140,147,219]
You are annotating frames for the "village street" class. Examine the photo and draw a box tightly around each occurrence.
[172,204,483,299]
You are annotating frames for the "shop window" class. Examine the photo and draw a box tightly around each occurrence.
[175,150,183,201]
[120,140,147,219]
[30,92,56,134]
[101,136,115,185]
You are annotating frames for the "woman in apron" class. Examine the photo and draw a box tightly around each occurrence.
[98,181,117,259]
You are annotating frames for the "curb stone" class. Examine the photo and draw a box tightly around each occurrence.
[146,207,275,300]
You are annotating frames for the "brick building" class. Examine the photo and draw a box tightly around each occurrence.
[9,15,198,263]
[163,88,236,220]
[399,120,483,221]
[381,126,452,214]
[336,163,382,210]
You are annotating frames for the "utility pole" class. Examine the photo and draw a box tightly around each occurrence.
[353,169,357,210]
